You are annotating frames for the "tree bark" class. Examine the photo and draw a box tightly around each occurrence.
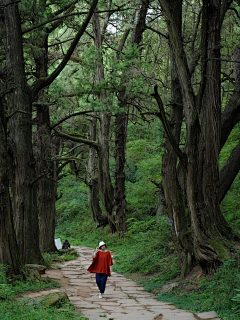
[186,0,226,270]
[36,104,56,252]
[88,116,108,227]
[219,140,240,202]
[114,0,150,236]
[114,108,128,236]
[0,64,25,277]
[220,45,240,150]
[92,10,115,232]
[4,2,43,264]
[33,24,56,253]
[160,0,195,277]
[157,0,239,273]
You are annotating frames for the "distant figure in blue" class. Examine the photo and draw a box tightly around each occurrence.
[62,239,71,249]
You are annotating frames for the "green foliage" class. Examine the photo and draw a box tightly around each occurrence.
[0,264,86,319]
[55,169,240,320]
[0,263,60,303]
[220,123,240,232]
[55,174,107,245]
[0,299,87,320]
[157,257,240,320]
[42,249,79,265]
[125,121,163,216]
[56,175,89,222]
[232,289,240,314]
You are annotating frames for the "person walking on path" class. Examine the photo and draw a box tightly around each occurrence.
[87,241,113,299]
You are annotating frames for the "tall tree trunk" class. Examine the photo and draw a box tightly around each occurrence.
[219,45,240,201]
[114,0,150,236]
[0,6,23,278]
[185,0,231,271]
[157,0,239,273]
[98,112,115,231]
[92,11,115,232]
[161,0,194,276]
[88,116,108,227]
[4,2,43,264]
[36,104,56,252]
[0,97,25,278]
[34,32,56,253]
[114,107,128,236]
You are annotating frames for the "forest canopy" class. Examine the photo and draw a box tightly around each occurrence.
[0,0,240,281]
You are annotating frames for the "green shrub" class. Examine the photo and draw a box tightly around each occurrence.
[0,263,86,319]
[156,257,240,320]
[232,289,240,314]
[42,249,79,265]
[0,299,87,319]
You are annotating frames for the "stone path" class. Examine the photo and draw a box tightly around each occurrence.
[42,246,221,320]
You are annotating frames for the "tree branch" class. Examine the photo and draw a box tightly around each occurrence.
[220,0,234,28]
[57,160,72,175]
[47,2,78,34]
[48,37,75,47]
[22,11,88,35]
[220,94,240,150]
[220,45,240,149]
[101,0,113,39]
[53,129,99,150]
[190,8,202,52]
[219,140,240,202]
[52,1,78,17]
[228,7,240,20]
[22,7,129,35]
[6,110,31,119]
[51,110,92,130]
[152,86,187,168]
[145,26,168,39]
[31,0,99,98]
[54,156,84,161]
[0,0,21,7]
[158,0,195,121]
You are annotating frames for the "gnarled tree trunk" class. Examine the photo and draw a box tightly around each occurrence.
[92,11,115,232]
[161,0,194,275]
[0,96,24,278]
[34,32,56,253]
[157,0,239,273]
[4,2,43,264]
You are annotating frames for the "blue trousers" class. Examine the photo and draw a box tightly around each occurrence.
[96,273,108,293]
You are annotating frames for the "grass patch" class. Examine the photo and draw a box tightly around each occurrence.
[0,265,60,301]
[0,299,87,320]
[0,254,86,320]
[42,248,79,266]
[156,257,240,320]
[54,174,240,320]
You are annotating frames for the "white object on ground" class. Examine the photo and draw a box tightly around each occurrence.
[54,238,62,250]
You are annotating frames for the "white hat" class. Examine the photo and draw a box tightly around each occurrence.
[99,241,106,248]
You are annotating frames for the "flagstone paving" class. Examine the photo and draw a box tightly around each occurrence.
[41,246,221,320]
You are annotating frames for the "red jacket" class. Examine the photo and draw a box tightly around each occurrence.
[87,250,113,277]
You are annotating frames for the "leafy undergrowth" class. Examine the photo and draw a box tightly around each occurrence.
[56,214,240,320]
[55,176,240,320]
[0,300,86,320]
[0,273,79,320]
[0,249,86,320]
[156,257,240,320]
[42,248,79,267]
